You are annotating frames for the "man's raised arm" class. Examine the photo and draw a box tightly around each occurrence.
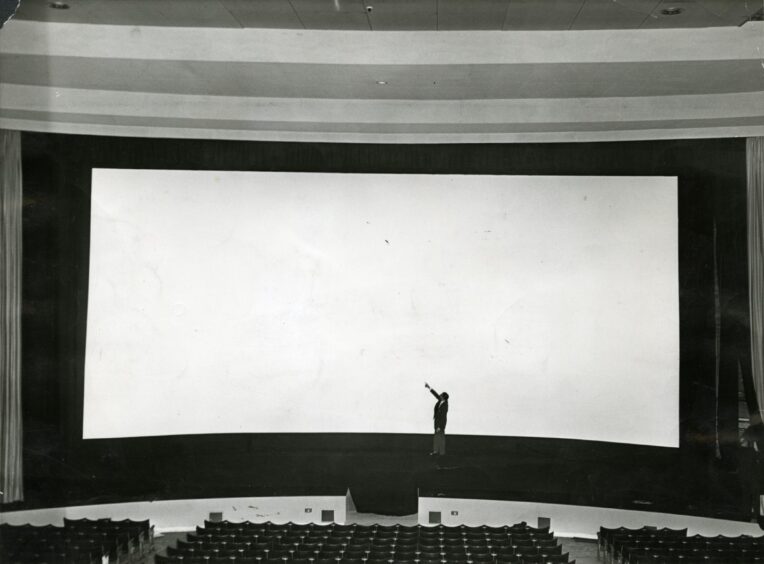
[425,382,441,400]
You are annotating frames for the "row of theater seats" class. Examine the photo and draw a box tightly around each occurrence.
[0,517,154,564]
[597,525,764,563]
[156,521,574,564]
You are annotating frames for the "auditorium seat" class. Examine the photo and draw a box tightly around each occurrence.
[0,519,153,564]
[373,537,395,545]
[269,547,294,559]
[396,539,419,549]
[535,539,558,550]
[161,519,577,564]
[534,553,569,563]
[597,524,764,564]
[181,557,208,564]
[167,545,191,557]
[535,543,562,555]
[62,517,111,528]
[597,526,640,558]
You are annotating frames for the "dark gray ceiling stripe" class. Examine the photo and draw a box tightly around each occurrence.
[1,55,763,100]
[11,0,758,30]
[3,109,763,133]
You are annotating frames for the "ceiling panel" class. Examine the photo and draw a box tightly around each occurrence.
[606,0,660,14]
[13,0,242,27]
[366,0,437,30]
[571,0,654,29]
[643,2,716,28]
[290,0,370,30]
[694,0,760,23]
[10,0,759,29]
[437,0,508,31]
[503,0,585,30]
[219,0,303,29]
[638,0,764,28]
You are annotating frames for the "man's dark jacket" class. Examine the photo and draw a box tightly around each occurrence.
[430,388,448,431]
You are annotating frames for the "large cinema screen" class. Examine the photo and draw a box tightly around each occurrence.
[83,170,678,447]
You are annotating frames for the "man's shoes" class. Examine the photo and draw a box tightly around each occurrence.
[429,452,437,456]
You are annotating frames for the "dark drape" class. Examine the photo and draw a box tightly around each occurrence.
[748,137,764,419]
[0,129,23,503]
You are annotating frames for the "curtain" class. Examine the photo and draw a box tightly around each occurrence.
[750,138,764,422]
[0,129,23,504]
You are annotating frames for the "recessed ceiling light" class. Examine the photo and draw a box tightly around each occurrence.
[661,7,683,16]
[376,80,387,85]
[49,1,70,8]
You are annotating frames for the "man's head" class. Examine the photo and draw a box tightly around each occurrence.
[441,392,449,400]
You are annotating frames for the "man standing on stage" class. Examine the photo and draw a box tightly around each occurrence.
[425,382,449,456]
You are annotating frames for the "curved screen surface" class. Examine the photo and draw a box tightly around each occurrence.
[84,170,678,446]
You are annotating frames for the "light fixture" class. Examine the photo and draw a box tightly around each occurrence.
[661,7,683,16]
[376,80,387,85]
[49,1,70,8]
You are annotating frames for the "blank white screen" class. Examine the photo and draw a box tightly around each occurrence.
[84,170,679,446]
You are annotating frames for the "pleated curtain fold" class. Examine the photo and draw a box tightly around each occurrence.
[0,129,23,504]
[749,137,764,423]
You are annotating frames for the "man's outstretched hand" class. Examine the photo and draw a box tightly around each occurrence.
[424,382,430,389]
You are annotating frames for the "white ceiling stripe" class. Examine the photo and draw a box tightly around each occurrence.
[0,20,762,65]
